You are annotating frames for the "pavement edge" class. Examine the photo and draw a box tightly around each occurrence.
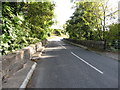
[19,46,46,89]
[19,62,37,89]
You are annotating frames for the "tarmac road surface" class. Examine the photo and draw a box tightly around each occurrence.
[27,38,118,88]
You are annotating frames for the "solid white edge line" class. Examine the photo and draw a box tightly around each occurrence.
[71,52,103,74]
[19,62,37,89]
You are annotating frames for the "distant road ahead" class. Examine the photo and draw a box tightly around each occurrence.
[28,38,118,88]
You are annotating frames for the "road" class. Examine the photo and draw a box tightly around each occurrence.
[27,38,118,88]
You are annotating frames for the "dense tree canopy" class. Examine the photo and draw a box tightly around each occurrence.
[65,1,119,50]
[0,1,55,55]
[0,1,119,55]
[66,2,102,40]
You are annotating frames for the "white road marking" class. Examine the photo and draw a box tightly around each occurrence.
[59,43,67,49]
[71,52,103,74]
[62,45,67,49]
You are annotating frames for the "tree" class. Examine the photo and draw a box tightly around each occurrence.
[0,1,55,55]
[27,2,55,40]
[66,2,102,40]
[106,23,120,49]
[93,0,118,49]
[65,0,118,50]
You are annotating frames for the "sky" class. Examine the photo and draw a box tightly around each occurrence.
[51,0,75,29]
[51,0,119,29]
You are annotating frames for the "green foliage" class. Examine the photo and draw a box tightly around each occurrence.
[107,23,119,40]
[66,2,102,40]
[106,23,120,49]
[0,1,55,55]
[53,29,62,36]
[27,2,55,40]
[65,1,118,50]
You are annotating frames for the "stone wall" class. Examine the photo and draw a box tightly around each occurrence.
[65,39,105,50]
[0,40,47,83]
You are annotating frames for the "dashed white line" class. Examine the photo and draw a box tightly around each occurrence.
[59,44,67,49]
[61,45,66,49]
[71,52,103,74]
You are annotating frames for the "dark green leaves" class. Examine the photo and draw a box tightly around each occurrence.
[0,1,55,55]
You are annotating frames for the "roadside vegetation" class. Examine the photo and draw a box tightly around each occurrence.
[0,1,55,55]
[0,0,119,55]
[65,1,119,51]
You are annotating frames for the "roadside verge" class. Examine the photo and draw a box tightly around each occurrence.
[1,40,47,89]
[63,39,118,60]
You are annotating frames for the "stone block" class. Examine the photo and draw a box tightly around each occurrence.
[22,48,30,64]
[2,54,16,71]
[36,42,42,52]
[0,41,46,84]
[8,61,24,76]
